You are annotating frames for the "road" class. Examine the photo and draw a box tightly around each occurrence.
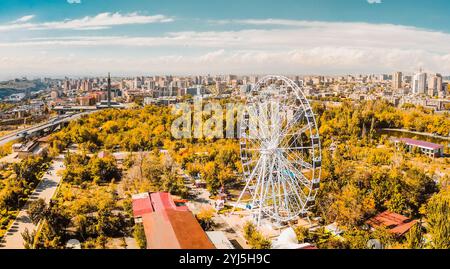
[0,111,95,146]
[0,155,65,249]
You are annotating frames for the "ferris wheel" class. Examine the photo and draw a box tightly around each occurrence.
[235,75,321,225]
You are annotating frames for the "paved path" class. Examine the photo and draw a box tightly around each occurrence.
[182,172,249,249]
[0,155,65,249]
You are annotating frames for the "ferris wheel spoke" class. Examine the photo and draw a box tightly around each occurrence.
[233,154,264,209]
[254,156,269,225]
[278,146,313,151]
[263,154,278,217]
[284,150,313,170]
[259,104,275,141]
[277,110,306,138]
[269,102,284,141]
[270,168,279,218]
[277,152,312,188]
[282,144,312,163]
[244,107,266,141]
[279,125,311,139]
[279,136,307,153]
[278,171,305,211]
[274,153,305,214]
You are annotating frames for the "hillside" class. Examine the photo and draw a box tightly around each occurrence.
[0,79,47,99]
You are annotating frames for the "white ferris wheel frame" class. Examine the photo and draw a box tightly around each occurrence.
[234,75,322,226]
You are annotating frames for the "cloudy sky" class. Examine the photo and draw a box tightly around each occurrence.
[0,0,449,79]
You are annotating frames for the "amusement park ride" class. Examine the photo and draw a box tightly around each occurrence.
[233,75,322,227]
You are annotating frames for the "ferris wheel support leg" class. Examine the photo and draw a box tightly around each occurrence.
[256,156,267,227]
[231,157,262,215]
[232,181,249,214]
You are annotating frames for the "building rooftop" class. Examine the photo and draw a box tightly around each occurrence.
[365,210,417,236]
[132,192,154,217]
[392,137,443,150]
[132,192,215,249]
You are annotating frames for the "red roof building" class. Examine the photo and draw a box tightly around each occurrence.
[132,192,215,249]
[365,211,418,236]
[392,137,444,158]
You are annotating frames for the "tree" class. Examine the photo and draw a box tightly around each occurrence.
[0,187,19,214]
[425,189,450,249]
[196,206,215,231]
[27,198,47,225]
[294,226,310,243]
[29,221,64,249]
[328,184,375,228]
[133,223,147,249]
[13,156,46,184]
[342,229,372,249]
[21,228,37,249]
[243,222,271,249]
[89,155,121,183]
[405,222,423,249]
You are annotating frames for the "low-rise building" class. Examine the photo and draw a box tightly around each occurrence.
[392,137,444,158]
[132,192,215,249]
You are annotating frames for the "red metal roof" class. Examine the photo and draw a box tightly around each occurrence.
[365,210,417,236]
[394,137,443,150]
[132,195,154,217]
[132,192,215,249]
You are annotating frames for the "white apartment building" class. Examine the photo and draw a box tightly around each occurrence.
[412,71,427,95]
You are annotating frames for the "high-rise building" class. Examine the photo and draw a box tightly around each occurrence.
[392,72,402,90]
[134,77,142,90]
[63,79,70,94]
[438,82,447,98]
[412,69,427,95]
[427,73,442,97]
[379,74,389,81]
[147,80,156,90]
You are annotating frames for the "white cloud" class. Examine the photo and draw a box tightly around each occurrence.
[0,12,173,31]
[367,0,382,4]
[1,19,450,76]
[14,15,35,23]
[67,0,82,4]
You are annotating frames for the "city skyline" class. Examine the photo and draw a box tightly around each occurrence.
[0,0,450,79]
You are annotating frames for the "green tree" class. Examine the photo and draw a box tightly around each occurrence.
[196,206,215,231]
[133,223,147,249]
[405,222,423,249]
[27,198,47,225]
[425,189,450,249]
[243,222,271,249]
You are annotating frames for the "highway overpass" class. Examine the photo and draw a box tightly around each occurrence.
[0,111,96,146]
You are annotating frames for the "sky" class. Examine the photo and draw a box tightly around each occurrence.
[0,0,449,79]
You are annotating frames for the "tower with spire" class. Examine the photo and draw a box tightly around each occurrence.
[107,72,111,108]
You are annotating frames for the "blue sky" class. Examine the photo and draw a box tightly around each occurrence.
[0,0,449,78]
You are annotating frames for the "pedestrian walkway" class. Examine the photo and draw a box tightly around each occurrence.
[0,156,65,249]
